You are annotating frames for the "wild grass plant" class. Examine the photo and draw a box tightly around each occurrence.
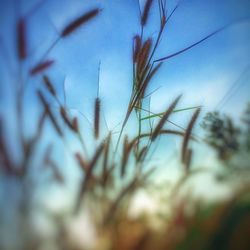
[0,0,249,250]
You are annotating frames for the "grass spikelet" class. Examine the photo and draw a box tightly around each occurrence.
[121,136,134,177]
[30,60,54,75]
[43,75,56,97]
[94,97,101,139]
[75,152,88,172]
[121,135,129,177]
[133,35,142,62]
[181,108,201,165]
[36,109,47,137]
[184,148,192,172]
[151,94,182,141]
[101,165,114,189]
[161,13,166,28]
[144,62,162,85]
[17,17,27,60]
[37,90,63,137]
[103,132,111,173]
[137,38,152,74]
[141,0,153,26]
[60,106,75,131]
[102,133,112,187]
[61,8,100,37]
[138,62,162,99]
[60,107,79,133]
[72,117,79,133]
[89,141,105,170]
[0,119,13,173]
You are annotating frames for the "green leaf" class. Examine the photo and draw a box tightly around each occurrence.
[141,106,202,121]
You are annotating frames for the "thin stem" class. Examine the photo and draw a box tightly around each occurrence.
[136,102,143,158]
[154,25,226,63]
[77,131,89,158]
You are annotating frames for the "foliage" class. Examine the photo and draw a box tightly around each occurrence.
[202,105,250,169]
[201,112,241,161]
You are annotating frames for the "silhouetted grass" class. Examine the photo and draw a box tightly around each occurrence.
[0,1,249,250]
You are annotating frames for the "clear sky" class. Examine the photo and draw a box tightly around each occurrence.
[0,0,250,175]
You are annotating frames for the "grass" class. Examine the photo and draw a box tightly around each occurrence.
[0,0,249,250]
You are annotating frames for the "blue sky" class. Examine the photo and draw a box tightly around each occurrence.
[0,0,250,174]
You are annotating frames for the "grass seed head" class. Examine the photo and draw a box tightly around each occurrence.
[43,75,56,97]
[133,35,142,63]
[94,97,101,139]
[37,90,63,136]
[17,17,27,60]
[141,0,154,26]
[151,95,182,141]
[30,60,54,75]
[61,8,101,37]
[181,108,201,164]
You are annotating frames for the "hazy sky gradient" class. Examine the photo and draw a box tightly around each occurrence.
[0,0,249,175]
